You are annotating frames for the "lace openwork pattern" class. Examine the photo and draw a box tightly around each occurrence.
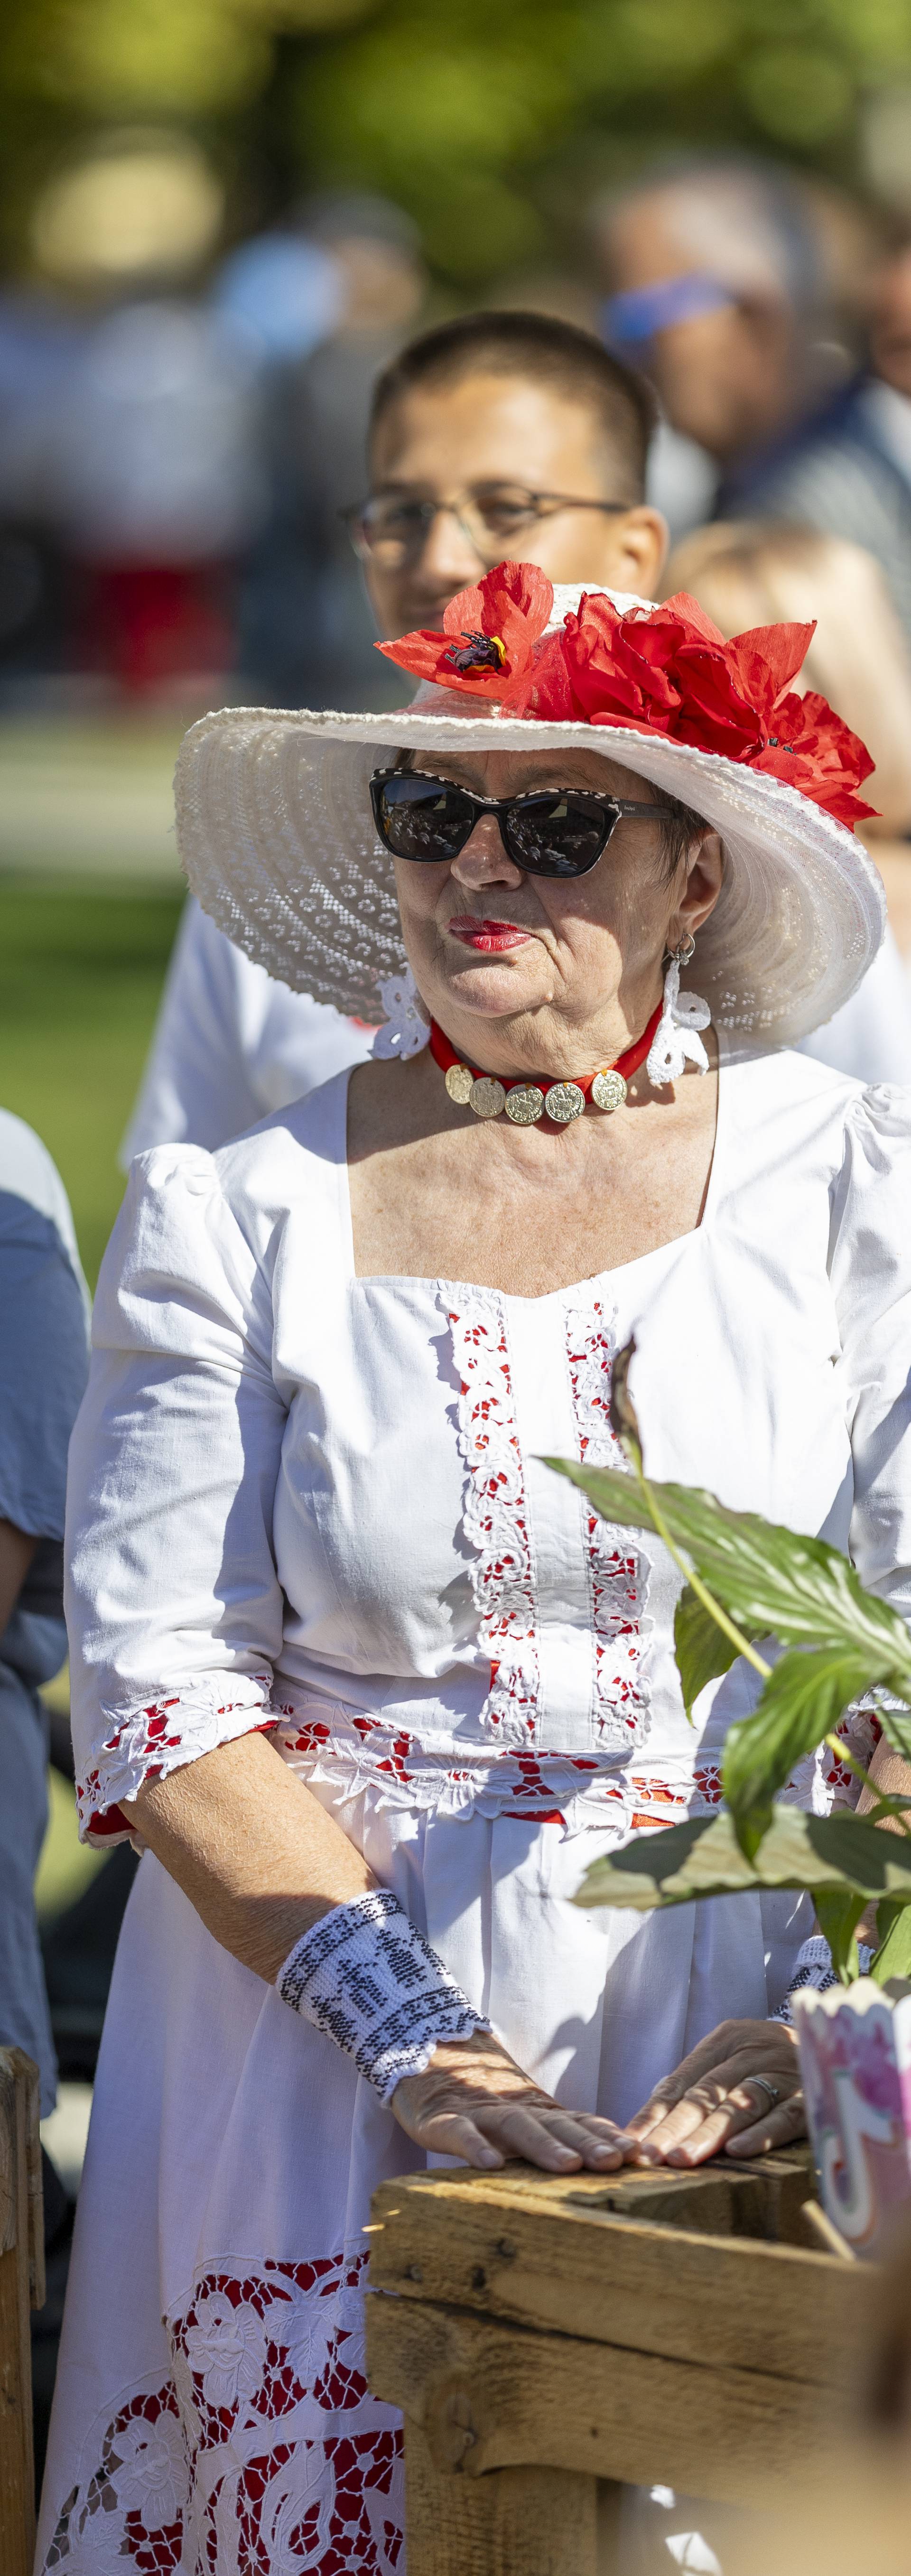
[277,1698,879,1836]
[565,1297,651,1751]
[275,1707,726,1835]
[40,2248,403,2576]
[445,1290,539,1747]
[75,1676,274,1845]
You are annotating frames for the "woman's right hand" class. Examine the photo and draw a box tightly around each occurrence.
[391,2029,629,2172]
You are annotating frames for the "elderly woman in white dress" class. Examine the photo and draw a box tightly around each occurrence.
[39,563,911,2575]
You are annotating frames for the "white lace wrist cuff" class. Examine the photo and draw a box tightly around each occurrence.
[773,1932,874,2025]
[277,1888,490,2102]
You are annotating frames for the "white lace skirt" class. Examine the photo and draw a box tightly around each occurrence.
[36,1768,810,2576]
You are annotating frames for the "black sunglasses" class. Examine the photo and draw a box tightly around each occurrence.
[370,769,669,881]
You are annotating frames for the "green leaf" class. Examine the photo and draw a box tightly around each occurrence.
[575,1804,911,1913]
[813,1888,867,1982]
[544,1454,696,1538]
[674,1585,745,1719]
[722,1645,876,1858]
[871,1901,911,1984]
[816,1808,911,1895]
[576,1810,759,1910]
[544,1456,911,1685]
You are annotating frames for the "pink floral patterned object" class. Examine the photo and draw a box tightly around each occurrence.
[794,1981,911,2257]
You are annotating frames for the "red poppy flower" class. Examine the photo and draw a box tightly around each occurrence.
[509,587,876,824]
[378,559,875,826]
[750,689,876,824]
[376,560,554,701]
[513,591,797,753]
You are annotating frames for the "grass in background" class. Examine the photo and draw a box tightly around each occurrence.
[0,876,183,1285]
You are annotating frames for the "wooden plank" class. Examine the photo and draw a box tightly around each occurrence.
[550,2145,815,2241]
[0,2050,37,2576]
[0,2053,15,2260]
[366,2291,844,2507]
[739,2145,818,2244]
[559,2167,769,2236]
[367,2145,815,2241]
[400,2421,598,2576]
[367,2173,867,2389]
[456,2162,750,2221]
[9,2052,45,2312]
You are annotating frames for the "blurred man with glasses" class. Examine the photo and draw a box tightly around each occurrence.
[343,307,665,631]
[123,311,669,1160]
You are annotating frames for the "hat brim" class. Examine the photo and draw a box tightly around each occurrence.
[174,698,886,1044]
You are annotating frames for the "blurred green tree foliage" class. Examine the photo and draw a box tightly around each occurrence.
[2,0,911,287]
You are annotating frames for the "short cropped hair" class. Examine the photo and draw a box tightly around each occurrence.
[370,310,657,502]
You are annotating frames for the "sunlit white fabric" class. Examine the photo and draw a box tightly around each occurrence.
[121,896,373,1161]
[42,1042,911,2575]
[797,925,911,1086]
[75,1043,911,1827]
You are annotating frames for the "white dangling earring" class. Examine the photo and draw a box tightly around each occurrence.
[645,934,711,1089]
[372,964,431,1060]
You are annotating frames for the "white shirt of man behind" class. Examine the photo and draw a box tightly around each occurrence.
[121,898,374,1162]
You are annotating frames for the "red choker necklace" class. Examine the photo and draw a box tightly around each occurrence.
[429,1003,662,1127]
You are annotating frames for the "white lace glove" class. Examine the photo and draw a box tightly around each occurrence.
[277,1888,490,2102]
[772,1932,874,2025]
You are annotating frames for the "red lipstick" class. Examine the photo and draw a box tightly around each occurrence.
[448,916,532,952]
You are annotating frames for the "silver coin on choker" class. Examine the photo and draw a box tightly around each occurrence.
[504,1084,546,1125]
[591,1069,628,1113]
[470,1075,507,1119]
[444,1062,475,1106]
[544,1080,586,1125]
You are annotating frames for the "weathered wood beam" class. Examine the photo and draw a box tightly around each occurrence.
[401,2422,599,2576]
[368,2162,866,2390]
[366,2289,842,2506]
[0,2049,42,2576]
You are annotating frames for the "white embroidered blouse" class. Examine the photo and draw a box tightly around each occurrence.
[65,1042,911,1849]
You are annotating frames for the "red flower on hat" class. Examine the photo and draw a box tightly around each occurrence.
[377,562,876,826]
[376,560,554,701]
[511,588,876,825]
[746,688,875,825]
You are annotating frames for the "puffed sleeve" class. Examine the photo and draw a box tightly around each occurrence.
[65,1144,288,1843]
[829,1085,911,1621]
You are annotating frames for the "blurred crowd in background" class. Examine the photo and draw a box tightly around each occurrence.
[3,156,911,710]
[3,0,911,715]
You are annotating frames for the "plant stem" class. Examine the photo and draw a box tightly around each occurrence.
[640,1473,772,1682]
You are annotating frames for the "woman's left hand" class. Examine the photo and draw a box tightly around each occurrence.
[619,2018,804,2167]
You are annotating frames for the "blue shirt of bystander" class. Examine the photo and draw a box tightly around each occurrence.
[0,1110,89,2112]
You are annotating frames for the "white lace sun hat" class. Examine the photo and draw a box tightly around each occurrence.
[173,575,885,1047]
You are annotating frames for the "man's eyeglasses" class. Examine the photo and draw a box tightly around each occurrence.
[343,484,633,570]
[370,770,669,881]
